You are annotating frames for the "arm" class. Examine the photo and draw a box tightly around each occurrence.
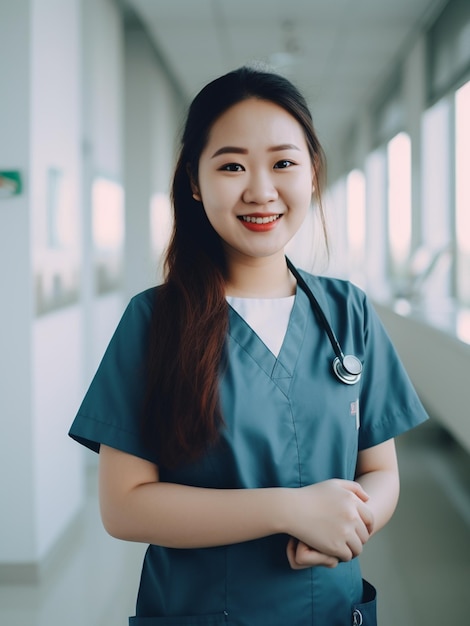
[99,444,372,560]
[354,438,399,534]
[287,439,399,569]
[99,444,288,548]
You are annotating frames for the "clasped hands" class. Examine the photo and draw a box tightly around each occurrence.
[285,479,374,570]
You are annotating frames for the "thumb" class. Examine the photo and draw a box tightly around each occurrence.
[342,479,369,502]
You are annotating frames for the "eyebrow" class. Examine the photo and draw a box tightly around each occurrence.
[211,146,247,158]
[210,143,301,158]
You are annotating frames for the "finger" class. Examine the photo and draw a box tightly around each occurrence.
[295,542,339,569]
[334,544,354,562]
[286,537,304,570]
[346,534,364,559]
[354,512,374,545]
[357,502,375,535]
[355,519,371,546]
[287,539,340,570]
[286,537,298,566]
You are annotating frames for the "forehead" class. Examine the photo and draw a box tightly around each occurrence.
[205,98,308,149]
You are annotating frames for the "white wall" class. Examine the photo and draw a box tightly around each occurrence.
[0,0,213,580]
[30,0,84,564]
[375,304,470,453]
[124,27,182,299]
[403,38,427,252]
[81,0,127,384]
[0,0,130,578]
[0,0,85,571]
[33,309,85,561]
[85,0,124,178]
[0,0,35,565]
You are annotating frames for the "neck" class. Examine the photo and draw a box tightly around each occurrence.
[224,251,296,298]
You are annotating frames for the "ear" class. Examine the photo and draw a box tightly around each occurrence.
[191,184,201,202]
[187,164,202,201]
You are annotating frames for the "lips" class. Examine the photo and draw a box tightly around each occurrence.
[238,213,282,232]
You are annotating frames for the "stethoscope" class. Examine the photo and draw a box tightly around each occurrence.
[286,258,363,386]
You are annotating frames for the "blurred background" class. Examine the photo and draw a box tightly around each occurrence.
[0,0,469,624]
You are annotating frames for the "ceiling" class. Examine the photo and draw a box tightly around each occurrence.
[125,0,448,153]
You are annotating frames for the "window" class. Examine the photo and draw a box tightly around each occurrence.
[364,149,388,298]
[455,80,470,305]
[387,132,412,283]
[420,97,453,301]
[92,177,125,252]
[91,177,125,294]
[422,99,452,249]
[346,169,366,287]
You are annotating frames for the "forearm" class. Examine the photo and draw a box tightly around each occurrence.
[354,438,400,535]
[355,469,399,534]
[99,444,388,554]
[101,480,290,548]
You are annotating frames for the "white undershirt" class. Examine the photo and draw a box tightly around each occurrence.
[227,295,295,357]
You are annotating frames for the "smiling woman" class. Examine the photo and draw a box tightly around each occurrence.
[69,66,428,626]
[194,98,315,274]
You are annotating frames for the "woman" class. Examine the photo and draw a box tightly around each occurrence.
[69,67,428,625]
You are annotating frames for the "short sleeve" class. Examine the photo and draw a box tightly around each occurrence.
[356,292,429,449]
[68,288,158,463]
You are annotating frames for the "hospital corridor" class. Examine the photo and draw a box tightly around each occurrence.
[1,0,470,625]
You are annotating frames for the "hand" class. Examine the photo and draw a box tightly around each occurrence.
[286,537,339,570]
[287,479,374,562]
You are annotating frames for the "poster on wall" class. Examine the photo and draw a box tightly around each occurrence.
[0,171,22,198]
[35,167,81,316]
[92,176,125,295]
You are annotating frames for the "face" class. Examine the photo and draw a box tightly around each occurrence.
[194,98,314,265]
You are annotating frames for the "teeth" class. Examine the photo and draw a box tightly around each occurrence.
[241,215,281,224]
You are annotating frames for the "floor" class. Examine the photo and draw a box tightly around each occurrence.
[1,419,469,626]
[361,420,470,624]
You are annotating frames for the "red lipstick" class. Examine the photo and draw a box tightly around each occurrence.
[238,213,282,232]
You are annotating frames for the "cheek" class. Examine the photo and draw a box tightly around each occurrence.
[201,180,240,217]
[199,177,231,209]
[286,177,314,211]
[200,196,231,235]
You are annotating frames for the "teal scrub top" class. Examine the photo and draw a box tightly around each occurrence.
[69,270,428,626]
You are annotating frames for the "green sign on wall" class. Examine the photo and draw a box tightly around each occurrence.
[0,171,22,198]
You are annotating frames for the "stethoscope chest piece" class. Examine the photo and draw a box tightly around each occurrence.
[332,354,362,385]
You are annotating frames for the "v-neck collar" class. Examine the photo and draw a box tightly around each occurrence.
[227,283,310,395]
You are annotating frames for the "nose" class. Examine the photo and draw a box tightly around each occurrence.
[242,171,278,205]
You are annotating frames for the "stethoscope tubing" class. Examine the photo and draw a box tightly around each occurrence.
[285,257,362,385]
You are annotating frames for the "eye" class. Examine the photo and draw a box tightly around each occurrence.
[219,163,245,172]
[273,160,295,169]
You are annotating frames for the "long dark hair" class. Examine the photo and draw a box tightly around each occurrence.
[145,66,327,467]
